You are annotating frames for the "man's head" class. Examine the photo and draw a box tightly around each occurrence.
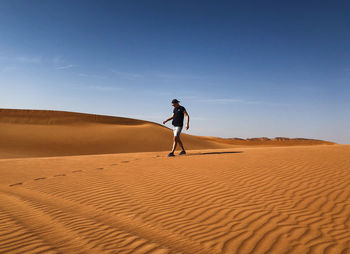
[172,99,180,108]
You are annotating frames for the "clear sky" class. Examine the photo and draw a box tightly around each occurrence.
[1,0,349,143]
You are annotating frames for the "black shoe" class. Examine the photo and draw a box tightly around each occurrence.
[168,152,175,157]
[179,150,186,155]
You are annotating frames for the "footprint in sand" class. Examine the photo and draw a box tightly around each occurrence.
[72,170,83,173]
[54,174,66,177]
[96,167,104,170]
[9,182,23,187]
[34,177,47,181]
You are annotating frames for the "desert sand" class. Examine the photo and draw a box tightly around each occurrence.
[0,109,229,158]
[0,109,332,158]
[1,109,349,254]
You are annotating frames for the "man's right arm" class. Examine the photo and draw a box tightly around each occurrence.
[163,113,174,124]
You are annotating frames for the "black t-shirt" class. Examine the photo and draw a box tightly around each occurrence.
[172,106,186,127]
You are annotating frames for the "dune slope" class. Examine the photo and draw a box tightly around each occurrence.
[0,109,227,158]
[0,109,334,158]
[0,145,349,253]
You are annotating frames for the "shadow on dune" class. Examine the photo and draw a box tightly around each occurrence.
[188,151,243,156]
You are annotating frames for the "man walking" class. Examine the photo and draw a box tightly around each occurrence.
[163,99,190,157]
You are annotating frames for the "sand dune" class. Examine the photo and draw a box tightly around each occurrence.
[0,109,228,158]
[0,145,349,253]
[0,109,333,159]
[204,137,335,146]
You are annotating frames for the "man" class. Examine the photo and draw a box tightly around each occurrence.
[163,99,190,157]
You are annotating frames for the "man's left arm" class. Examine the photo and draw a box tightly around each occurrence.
[184,110,190,130]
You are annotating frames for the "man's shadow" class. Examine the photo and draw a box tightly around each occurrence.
[187,151,243,156]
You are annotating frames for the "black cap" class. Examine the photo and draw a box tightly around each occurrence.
[172,99,180,103]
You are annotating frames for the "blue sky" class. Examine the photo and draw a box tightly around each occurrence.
[1,0,349,143]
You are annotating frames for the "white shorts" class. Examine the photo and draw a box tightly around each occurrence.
[173,126,183,137]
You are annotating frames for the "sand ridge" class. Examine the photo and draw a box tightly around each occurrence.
[1,145,350,253]
[203,137,335,146]
[0,109,228,158]
[0,109,333,159]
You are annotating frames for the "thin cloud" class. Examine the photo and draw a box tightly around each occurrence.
[152,71,203,81]
[0,54,77,69]
[87,85,121,91]
[14,56,42,64]
[0,55,42,64]
[111,70,144,79]
[110,70,203,81]
[196,98,244,104]
[194,97,288,106]
[263,101,290,107]
[78,73,106,79]
[52,56,77,70]
[55,64,75,70]
[182,95,201,100]
[52,56,65,64]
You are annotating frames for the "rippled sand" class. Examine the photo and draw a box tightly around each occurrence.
[1,145,349,253]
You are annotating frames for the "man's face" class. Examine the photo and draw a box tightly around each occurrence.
[172,102,179,108]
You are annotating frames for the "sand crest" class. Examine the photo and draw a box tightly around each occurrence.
[0,109,227,158]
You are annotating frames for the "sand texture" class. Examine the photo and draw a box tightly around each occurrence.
[1,145,350,253]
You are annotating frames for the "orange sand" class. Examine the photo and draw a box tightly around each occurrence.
[1,146,350,253]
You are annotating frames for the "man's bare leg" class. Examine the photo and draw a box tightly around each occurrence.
[177,137,185,151]
[171,136,178,153]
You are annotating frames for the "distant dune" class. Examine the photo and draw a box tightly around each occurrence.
[204,136,335,146]
[0,109,334,158]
